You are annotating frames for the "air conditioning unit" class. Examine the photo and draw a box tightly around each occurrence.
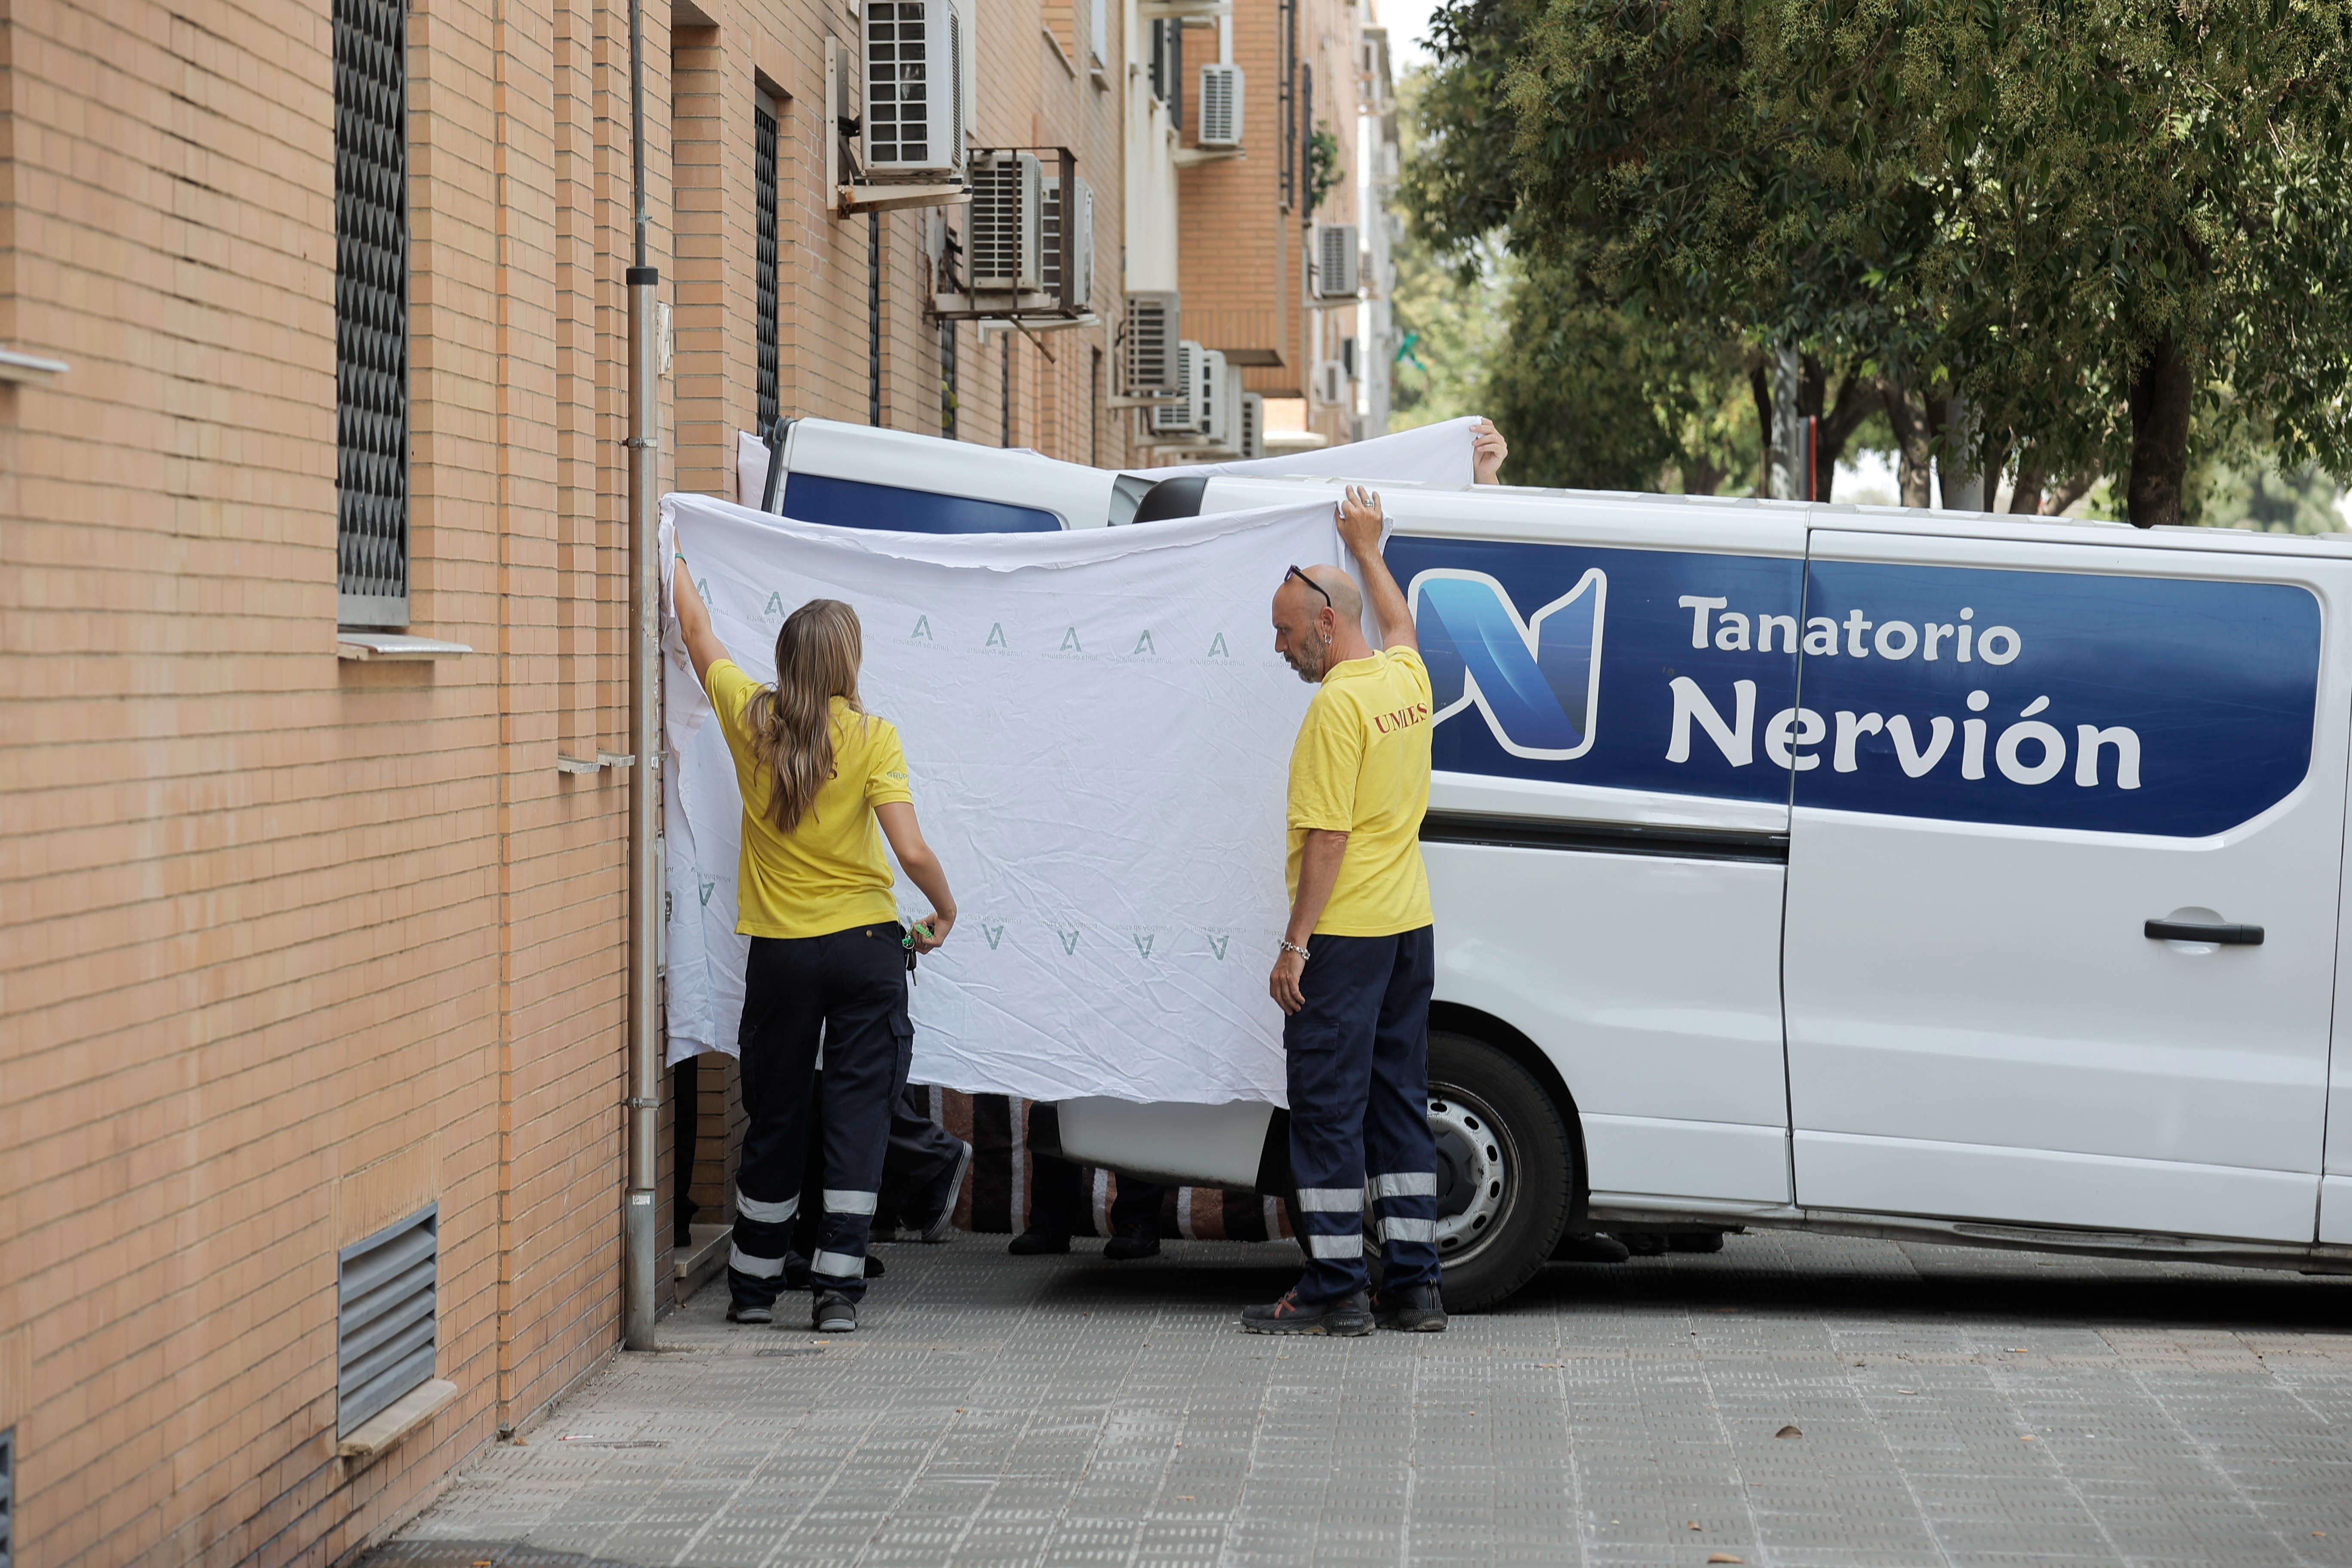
[1040,175,1095,304]
[862,0,972,179]
[1152,340,1210,434]
[1204,357,1244,451]
[1197,348,1232,447]
[968,151,1044,291]
[1123,291,1182,394]
[1314,224,1361,298]
[1238,392,1265,459]
[1315,358,1347,405]
[1197,64,1244,148]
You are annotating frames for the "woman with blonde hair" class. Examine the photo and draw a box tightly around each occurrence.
[673,559,957,1333]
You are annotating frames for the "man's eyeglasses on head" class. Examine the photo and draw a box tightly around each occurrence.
[1284,565,1333,609]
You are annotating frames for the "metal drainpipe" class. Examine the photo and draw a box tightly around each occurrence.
[623,0,661,1353]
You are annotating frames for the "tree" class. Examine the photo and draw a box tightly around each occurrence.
[1408,0,2352,525]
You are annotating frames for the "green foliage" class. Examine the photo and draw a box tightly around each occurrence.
[1308,125,1344,216]
[1404,0,2352,524]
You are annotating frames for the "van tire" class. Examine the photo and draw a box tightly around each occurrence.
[1427,1031,1574,1313]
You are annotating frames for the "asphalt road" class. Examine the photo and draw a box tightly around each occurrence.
[366,1228,2352,1567]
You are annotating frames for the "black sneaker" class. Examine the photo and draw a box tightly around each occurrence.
[1008,1229,1072,1256]
[1102,1219,1161,1260]
[1372,1283,1448,1332]
[912,1141,973,1243]
[812,1292,858,1332]
[1240,1289,1372,1336]
[726,1301,774,1325]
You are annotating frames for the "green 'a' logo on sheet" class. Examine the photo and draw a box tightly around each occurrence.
[1207,632,1230,657]
[699,879,716,907]
[765,591,787,618]
[1208,933,1230,960]
[1132,630,1155,655]
[1132,932,1155,959]
[911,616,934,640]
[1058,927,1081,954]
[1060,627,1083,653]
[986,622,1008,648]
[983,924,1004,949]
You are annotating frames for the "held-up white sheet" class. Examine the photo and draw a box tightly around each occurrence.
[661,493,1353,1106]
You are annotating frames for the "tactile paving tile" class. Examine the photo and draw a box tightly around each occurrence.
[362,1231,2352,1566]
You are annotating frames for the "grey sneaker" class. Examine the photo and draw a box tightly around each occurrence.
[812,1292,858,1332]
[726,1301,773,1325]
[1240,1288,1372,1336]
[916,1141,973,1243]
[1372,1283,1447,1332]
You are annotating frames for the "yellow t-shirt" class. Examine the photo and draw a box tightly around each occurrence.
[706,660,916,939]
[1285,646,1436,937]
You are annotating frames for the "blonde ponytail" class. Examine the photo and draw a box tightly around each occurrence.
[745,598,865,833]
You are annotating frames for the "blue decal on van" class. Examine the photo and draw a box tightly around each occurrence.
[1792,563,2319,836]
[783,473,1064,533]
[1386,536,1804,803]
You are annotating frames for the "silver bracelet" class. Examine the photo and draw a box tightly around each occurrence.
[1277,939,1311,961]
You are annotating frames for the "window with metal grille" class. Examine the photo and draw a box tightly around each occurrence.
[0,1427,12,1568]
[755,101,779,436]
[337,1207,436,1439]
[334,0,410,629]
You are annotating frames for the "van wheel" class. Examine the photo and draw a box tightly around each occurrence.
[1427,1031,1573,1313]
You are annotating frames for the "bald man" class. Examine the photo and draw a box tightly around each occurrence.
[1243,484,1444,1337]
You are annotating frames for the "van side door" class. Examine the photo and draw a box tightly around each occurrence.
[1782,527,2347,1244]
[1384,493,1806,1213]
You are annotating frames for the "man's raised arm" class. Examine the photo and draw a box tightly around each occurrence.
[1336,484,1415,654]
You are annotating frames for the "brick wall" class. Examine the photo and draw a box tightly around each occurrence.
[0,0,1141,1561]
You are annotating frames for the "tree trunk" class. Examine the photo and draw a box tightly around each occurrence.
[1878,379,1934,507]
[1981,436,2010,511]
[2126,330,2192,528]
[1810,372,1877,503]
[1680,456,1725,497]
[2009,451,2047,515]
[1748,357,1773,496]
[2044,469,2098,516]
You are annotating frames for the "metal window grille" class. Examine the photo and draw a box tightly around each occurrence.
[337,1207,437,1439]
[334,0,410,629]
[864,2,930,165]
[755,102,780,435]
[1277,0,1296,210]
[0,1427,12,1568]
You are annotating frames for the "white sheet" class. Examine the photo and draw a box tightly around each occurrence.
[661,493,1354,1106]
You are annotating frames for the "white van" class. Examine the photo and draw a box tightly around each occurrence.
[764,418,2352,1310]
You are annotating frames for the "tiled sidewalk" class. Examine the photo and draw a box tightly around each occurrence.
[364,1231,2352,1566]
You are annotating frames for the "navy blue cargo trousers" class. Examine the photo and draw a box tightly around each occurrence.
[729,922,912,1306]
[1284,925,1442,1301]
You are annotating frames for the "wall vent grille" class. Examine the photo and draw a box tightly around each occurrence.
[337,1206,438,1439]
[334,0,410,629]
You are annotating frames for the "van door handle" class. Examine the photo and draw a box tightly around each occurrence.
[2144,919,2264,945]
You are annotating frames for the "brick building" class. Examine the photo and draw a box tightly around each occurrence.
[0,0,1384,1562]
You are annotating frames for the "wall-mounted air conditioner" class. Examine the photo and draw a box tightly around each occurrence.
[1314,223,1361,298]
[1040,175,1095,306]
[1315,358,1347,406]
[1196,348,1232,447]
[1205,358,1244,451]
[968,151,1044,291]
[862,0,972,179]
[1152,340,1210,434]
[1238,392,1265,459]
[1197,64,1244,148]
[1123,291,1182,395]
